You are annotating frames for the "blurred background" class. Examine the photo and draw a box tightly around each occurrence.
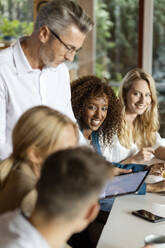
[0,0,165,136]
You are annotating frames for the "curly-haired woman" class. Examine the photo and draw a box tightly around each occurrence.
[71,75,122,155]
[71,75,141,214]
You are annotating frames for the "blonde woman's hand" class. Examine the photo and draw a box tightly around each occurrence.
[130,147,154,164]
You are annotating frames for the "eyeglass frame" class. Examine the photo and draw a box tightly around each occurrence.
[48,27,81,55]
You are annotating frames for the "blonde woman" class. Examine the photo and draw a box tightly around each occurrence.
[0,106,78,215]
[103,68,165,164]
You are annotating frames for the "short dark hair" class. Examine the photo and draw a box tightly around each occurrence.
[34,0,93,34]
[36,147,111,219]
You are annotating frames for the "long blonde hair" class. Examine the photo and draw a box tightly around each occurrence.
[0,106,78,184]
[118,68,159,149]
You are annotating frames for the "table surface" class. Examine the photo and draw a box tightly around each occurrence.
[97,193,165,248]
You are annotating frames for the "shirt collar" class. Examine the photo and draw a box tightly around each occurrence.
[13,38,33,74]
[16,211,50,248]
[13,38,60,74]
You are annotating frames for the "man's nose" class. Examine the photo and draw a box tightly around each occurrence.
[64,52,75,62]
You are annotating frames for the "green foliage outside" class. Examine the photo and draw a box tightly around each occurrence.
[152,0,165,83]
[0,0,33,40]
[96,0,139,83]
[0,17,33,40]
[96,0,165,84]
[95,1,114,79]
[0,0,164,83]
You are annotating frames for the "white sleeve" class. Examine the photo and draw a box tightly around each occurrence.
[63,66,76,122]
[101,138,114,162]
[78,130,88,145]
[153,132,165,149]
[66,100,87,144]
[102,135,138,163]
[102,145,113,162]
[65,73,87,145]
[66,96,76,122]
[0,79,11,160]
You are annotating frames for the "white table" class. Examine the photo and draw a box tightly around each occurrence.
[97,193,165,248]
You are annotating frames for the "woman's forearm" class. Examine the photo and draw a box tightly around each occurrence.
[154,146,165,160]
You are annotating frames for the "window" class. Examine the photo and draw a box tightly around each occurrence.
[0,0,33,48]
[153,0,165,83]
[153,0,165,137]
[96,0,139,83]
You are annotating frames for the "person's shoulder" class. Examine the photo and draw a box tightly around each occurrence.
[0,45,12,56]
[0,46,14,72]
[0,209,19,222]
[155,132,165,147]
[0,211,36,248]
[0,236,35,248]
[0,211,20,234]
[0,46,13,64]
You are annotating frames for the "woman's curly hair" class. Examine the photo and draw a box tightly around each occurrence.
[71,75,122,146]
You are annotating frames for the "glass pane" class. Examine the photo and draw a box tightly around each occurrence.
[153,0,165,137]
[0,0,33,48]
[96,0,139,84]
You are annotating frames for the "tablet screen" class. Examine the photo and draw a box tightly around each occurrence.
[100,170,149,199]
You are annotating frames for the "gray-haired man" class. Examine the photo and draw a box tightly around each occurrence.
[0,0,93,159]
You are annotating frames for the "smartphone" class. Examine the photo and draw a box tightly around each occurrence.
[132,209,165,223]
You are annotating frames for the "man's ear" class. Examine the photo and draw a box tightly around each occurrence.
[74,201,100,233]
[75,202,100,232]
[39,25,50,43]
[84,201,100,224]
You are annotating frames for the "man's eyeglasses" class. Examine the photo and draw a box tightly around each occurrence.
[48,27,81,55]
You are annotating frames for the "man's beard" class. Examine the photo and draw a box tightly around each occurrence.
[39,42,64,68]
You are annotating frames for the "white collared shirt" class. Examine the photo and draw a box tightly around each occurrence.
[0,210,50,248]
[0,39,77,159]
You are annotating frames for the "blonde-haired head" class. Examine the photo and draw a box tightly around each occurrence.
[118,68,159,149]
[0,106,78,183]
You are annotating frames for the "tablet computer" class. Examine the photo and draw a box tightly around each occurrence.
[100,169,150,199]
